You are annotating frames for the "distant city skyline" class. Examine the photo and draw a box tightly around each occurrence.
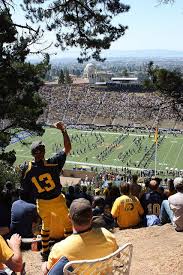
[12,0,183,58]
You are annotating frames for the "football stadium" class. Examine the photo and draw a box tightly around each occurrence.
[7,127,183,175]
[2,1,183,274]
[6,78,183,178]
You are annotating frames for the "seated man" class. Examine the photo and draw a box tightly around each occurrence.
[0,234,22,274]
[140,179,163,226]
[92,196,105,216]
[10,189,38,238]
[42,198,118,275]
[160,177,183,232]
[111,182,144,229]
[92,204,115,230]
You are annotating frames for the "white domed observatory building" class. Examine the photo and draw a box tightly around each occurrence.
[83,63,96,84]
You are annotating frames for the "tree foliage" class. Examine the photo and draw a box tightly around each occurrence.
[22,0,130,62]
[58,69,65,84]
[0,5,50,164]
[0,161,20,191]
[144,62,183,120]
[64,69,73,84]
[58,68,73,84]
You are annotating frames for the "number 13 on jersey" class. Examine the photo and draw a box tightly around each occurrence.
[32,173,56,193]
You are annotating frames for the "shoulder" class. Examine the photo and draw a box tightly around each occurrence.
[100,227,114,237]
[168,192,179,203]
[92,227,115,239]
[99,228,118,248]
[51,235,76,255]
[47,150,66,163]
[0,235,13,260]
[112,196,122,206]
[131,195,140,202]
[118,195,128,202]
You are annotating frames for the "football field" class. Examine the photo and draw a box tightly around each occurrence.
[6,128,183,172]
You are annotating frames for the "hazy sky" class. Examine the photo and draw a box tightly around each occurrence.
[12,0,183,56]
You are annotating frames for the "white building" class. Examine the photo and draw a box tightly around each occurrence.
[83,63,96,84]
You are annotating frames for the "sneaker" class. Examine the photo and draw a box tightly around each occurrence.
[40,251,50,262]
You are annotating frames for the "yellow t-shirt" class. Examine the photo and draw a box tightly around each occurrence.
[47,227,118,270]
[111,195,144,228]
[0,235,14,270]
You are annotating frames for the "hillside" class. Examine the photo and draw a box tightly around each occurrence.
[22,224,183,275]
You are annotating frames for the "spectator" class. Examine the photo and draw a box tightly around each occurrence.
[111,182,144,229]
[105,186,121,208]
[164,179,176,198]
[92,196,105,216]
[74,184,83,199]
[130,174,142,199]
[42,198,118,275]
[140,179,163,226]
[10,189,38,238]
[81,186,92,204]
[20,122,72,261]
[0,234,22,273]
[65,186,75,208]
[160,177,183,232]
[103,181,113,199]
[92,204,115,230]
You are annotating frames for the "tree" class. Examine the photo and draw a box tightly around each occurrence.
[58,69,65,84]
[22,0,130,62]
[122,68,129,77]
[64,69,73,84]
[0,6,50,164]
[144,62,183,120]
[0,161,19,191]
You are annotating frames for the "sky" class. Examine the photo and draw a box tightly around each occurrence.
[12,0,183,57]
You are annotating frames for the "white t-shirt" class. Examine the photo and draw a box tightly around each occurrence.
[168,192,183,231]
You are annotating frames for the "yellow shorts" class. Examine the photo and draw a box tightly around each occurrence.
[36,194,72,234]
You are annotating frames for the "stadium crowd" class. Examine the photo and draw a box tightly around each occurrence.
[38,84,179,127]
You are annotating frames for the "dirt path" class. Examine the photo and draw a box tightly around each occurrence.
[22,224,183,275]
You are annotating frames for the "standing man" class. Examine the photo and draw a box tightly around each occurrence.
[21,122,72,261]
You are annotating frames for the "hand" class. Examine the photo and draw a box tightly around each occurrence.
[7,234,21,250]
[53,121,66,132]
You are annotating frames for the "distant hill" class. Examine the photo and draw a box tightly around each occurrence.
[104,49,183,58]
[27,49,183,64]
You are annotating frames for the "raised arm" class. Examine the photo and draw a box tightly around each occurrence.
[53,121,71,155]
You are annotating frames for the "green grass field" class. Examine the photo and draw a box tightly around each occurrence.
[6,128,183,172]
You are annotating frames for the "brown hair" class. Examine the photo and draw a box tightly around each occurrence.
[120,182,130,195]
[70,198,92,226]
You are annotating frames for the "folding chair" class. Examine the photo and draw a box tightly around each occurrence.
[62,243,133,275]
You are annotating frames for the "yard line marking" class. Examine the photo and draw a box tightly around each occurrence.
[66,160,146,171]
[161,143,174,166]
[174,143,183,168]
